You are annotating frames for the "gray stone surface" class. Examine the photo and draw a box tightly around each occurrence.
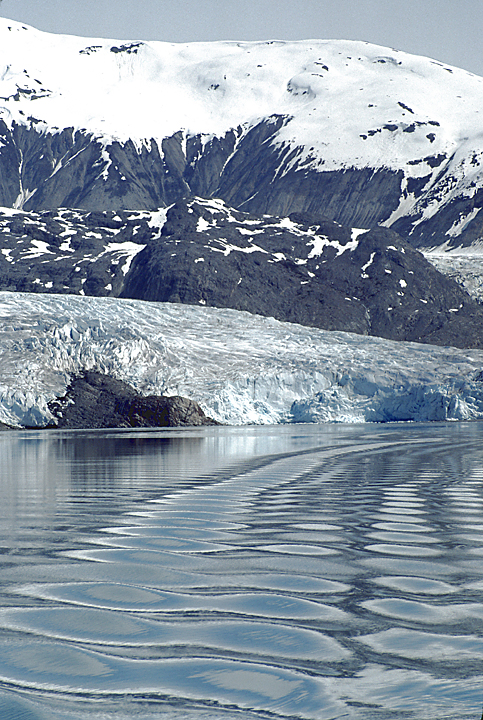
[46,371,218,429]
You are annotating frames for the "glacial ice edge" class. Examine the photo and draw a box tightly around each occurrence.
[1,291,483,428]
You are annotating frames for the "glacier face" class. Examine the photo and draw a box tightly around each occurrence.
[1,291,483,428]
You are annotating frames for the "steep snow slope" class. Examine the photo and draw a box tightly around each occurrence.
[3,18,478,153]
[1,292,483,428]
[1,19,483,244]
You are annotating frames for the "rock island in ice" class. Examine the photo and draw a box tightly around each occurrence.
[1,292,483,428]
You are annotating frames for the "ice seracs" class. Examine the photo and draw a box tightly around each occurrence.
[1,292,483,428]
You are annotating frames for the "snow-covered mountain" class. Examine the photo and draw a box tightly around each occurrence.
[1,18,483,249]
[1,291,483,428]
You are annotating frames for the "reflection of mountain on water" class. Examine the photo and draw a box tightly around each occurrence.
[0,425,340,539]
[0,432,206,527]
[54,432,203,461]
[1,426,329,518]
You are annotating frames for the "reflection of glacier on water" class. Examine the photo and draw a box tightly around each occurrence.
[0,422,482,719]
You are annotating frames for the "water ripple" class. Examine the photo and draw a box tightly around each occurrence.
[0,424,483,719]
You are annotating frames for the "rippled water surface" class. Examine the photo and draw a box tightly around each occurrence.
[0,422,482,719]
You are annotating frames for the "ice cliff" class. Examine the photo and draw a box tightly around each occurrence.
[1,292,483,428]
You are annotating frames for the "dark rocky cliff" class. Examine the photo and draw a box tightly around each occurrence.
[2,119,481,248]
[121,198,483,348]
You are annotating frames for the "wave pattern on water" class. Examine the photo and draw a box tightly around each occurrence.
[0,423,482,719]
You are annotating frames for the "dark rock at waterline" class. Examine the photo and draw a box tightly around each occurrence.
[46,371,218,429]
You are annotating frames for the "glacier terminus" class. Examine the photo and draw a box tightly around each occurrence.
[1,291,483,428]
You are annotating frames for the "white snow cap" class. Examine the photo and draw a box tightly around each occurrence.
[0,17,482,175]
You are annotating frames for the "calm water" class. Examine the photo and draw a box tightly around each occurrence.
[0,422,482,719]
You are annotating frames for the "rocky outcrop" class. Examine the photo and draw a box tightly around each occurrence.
[0,205,154,296]
[121,198,483,348]
[46,371,218,429]
[1,197,482,348]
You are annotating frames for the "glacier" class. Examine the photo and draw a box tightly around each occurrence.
[1,291,483,428]
[424,247,483,303]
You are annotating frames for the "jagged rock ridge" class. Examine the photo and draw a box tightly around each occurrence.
[0,205,164,296]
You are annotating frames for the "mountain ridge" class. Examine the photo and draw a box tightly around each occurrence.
[0,18,483,248]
